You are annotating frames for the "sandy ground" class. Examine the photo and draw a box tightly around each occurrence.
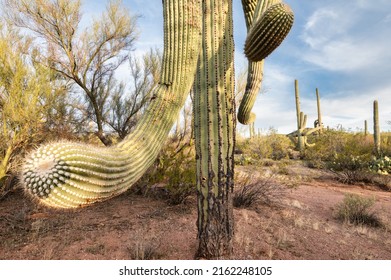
[1,163,390,260]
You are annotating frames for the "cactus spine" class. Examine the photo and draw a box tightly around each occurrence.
[373,100,380,155]
[22,0,203,208]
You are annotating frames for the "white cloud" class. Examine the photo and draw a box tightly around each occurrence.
[300,2,391,73]
[300,84,391,132]
[302,9,353,49]
[303,39,388,72]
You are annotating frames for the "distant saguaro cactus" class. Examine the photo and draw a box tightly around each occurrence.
[373,100,381,155]
[364,120,368,136]
[315,88,323,134]
[287,80,323,152]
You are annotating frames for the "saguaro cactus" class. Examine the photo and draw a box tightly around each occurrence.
[21,0,294,258]
[315,88,323,134]
[22,0,203,208]
[193,0,293,258]
[364,120,368,136]
[373,100,381,155]
[287,80,322,152]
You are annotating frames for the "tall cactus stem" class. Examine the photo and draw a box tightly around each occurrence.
[315,88,323,134]
[295,80,301,130]
[294,80,303,152]
[364,120,368,136]
[238,0,276,125]
[21,0,203,208]
[373,100,381,156]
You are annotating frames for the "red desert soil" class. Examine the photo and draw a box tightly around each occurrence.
[1,163,390,260]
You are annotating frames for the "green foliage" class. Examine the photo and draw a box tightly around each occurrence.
[304,130,373,164]
[0,23,65,184]
[335,194,382,227]
[237,129,293,162]
[369,156,391,175]
[302,129,390,184]
[138,140,196,205]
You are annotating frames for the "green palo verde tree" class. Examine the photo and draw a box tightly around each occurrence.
[0,24,65,189]
[21,0,294,258]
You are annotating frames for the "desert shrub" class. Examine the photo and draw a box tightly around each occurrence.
[380,133,391,155]
[234,154,255,166]
[128,235,162,260]
[334,194,382,227]
[233,175,286,208]
[237,129,293,162]
[328,154,374,184]
[304,130,373,163]
[137,139,196,205]
[303,130,376,183]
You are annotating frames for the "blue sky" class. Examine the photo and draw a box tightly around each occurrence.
[83,0,391,134]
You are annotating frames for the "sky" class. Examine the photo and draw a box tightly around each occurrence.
[83,0,391,135]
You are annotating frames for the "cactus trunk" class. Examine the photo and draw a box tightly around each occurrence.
[364,120,368,136]
[295,80,303,152]
[373,100,380,156]
[315,88,323,134]
[193,0,235,259]
[22,0,202,208]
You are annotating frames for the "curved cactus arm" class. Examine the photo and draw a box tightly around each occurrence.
[238,0,290,125]
[303,137,315,148]
[244,2,294,62]
[22,0,203,208]
[303,126,322,136]
[194,0,235,258]
[237,59,264,125]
